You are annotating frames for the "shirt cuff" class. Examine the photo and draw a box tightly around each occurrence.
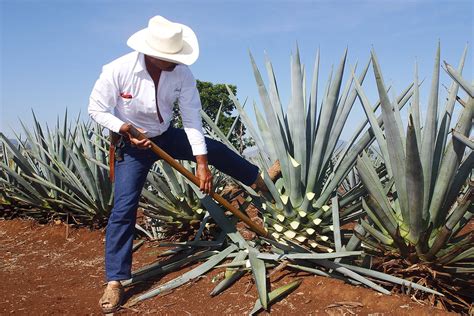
[191,142,208,156]
[109,119,126,134]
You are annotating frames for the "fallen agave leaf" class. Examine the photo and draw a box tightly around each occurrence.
[249,279,303,315]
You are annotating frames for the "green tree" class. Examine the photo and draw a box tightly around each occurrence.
[173,80,252,152]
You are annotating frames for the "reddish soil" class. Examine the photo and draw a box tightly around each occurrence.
[0,218,454,315]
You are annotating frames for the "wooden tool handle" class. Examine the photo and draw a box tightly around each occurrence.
[128,126,269,238]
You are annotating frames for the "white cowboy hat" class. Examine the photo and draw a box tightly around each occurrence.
[127,15,199,65]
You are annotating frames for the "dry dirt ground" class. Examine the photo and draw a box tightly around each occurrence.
[0,218,454,315]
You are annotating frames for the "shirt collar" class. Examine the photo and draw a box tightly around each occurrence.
[133,52,146,74]
[132,52,179,75]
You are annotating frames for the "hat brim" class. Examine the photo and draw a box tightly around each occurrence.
[127,23,199,65]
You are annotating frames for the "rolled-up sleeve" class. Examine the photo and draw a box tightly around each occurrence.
[88,66,125,133]
[178,67,207,156]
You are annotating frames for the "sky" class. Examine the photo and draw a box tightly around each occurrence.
[1,0,473,140]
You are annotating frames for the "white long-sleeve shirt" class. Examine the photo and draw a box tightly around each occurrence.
[88,52,207,155]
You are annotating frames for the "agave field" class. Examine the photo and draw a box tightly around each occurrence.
[1,44,472,314]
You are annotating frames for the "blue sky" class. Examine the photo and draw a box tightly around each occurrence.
[1,0,472,139]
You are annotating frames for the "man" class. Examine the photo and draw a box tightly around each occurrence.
[88,15,265,313]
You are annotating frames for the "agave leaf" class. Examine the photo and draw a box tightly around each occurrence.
[254,102,277,159]
[0,162,47,204]
[141,193,189,217]
[317,259,391,294]
[214,100,224,124]
[129,248,200,279]
[429,97,473,228]
[432,46,468,179]
[420,43,441,220]
[0,133,49,196]
[331,195,342,252]
[331,83,392,173]
[356,153,398,230]
[392,90,406,151]
[344,222,366,252]
[68,138,100,202]
[0,174,44,206]
[249,51,291,183]
[427,187,472,259]
[210,269,246,297]
[405,114,425,243]
[92,123,107,166]
[215,260,247,268]
[146,171,182,206]
[249,279,302,315]
[200,196,248,248]
[226,102,244,139]
[317,49,348,178]
[287,154,303,207]
[307,48,320,153]
[287,46,307,182]
[121,251,216,286]
[128,244,238,305]
[371,49,409,220]
[451,129,474,149]
[339,263,443,295]
[189,211,209,241]
[444,246,474,266]
[434,231,473,265]
[303,49,347,210]
[200,109,239,153]
[352,67,391,177]
[160,162,187,197]
[134,223,154,240]
[80,124,98,183]
[264,52,287,142]
[321,59,371,174]
[258,251,362,261]
[443,61,474,98]
[445,188,472,231]
[442,151,474,212]
[29,112,53,181]
[287,263,333,278]
[314,65,333,143]
[257,156,284,210]
[361,198,388,235]
[411,61,422,144]
[249,247,268,309]
[224,250,248,278]
[336,61,357,119]
[158,241,224,248]
[360,219,393,245]
[227,86,270,171]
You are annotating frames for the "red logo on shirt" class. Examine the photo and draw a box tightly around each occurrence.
[120,92,133,99]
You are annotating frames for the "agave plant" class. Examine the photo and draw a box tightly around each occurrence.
[138,160,218,237]
[222,48,418,251]
[352,45,473,312]
[0,112,114,224]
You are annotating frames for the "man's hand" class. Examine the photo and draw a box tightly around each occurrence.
[119,123,152,149]
[195,155,213,194]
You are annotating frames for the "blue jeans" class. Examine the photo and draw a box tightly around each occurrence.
[105,127,259,281]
